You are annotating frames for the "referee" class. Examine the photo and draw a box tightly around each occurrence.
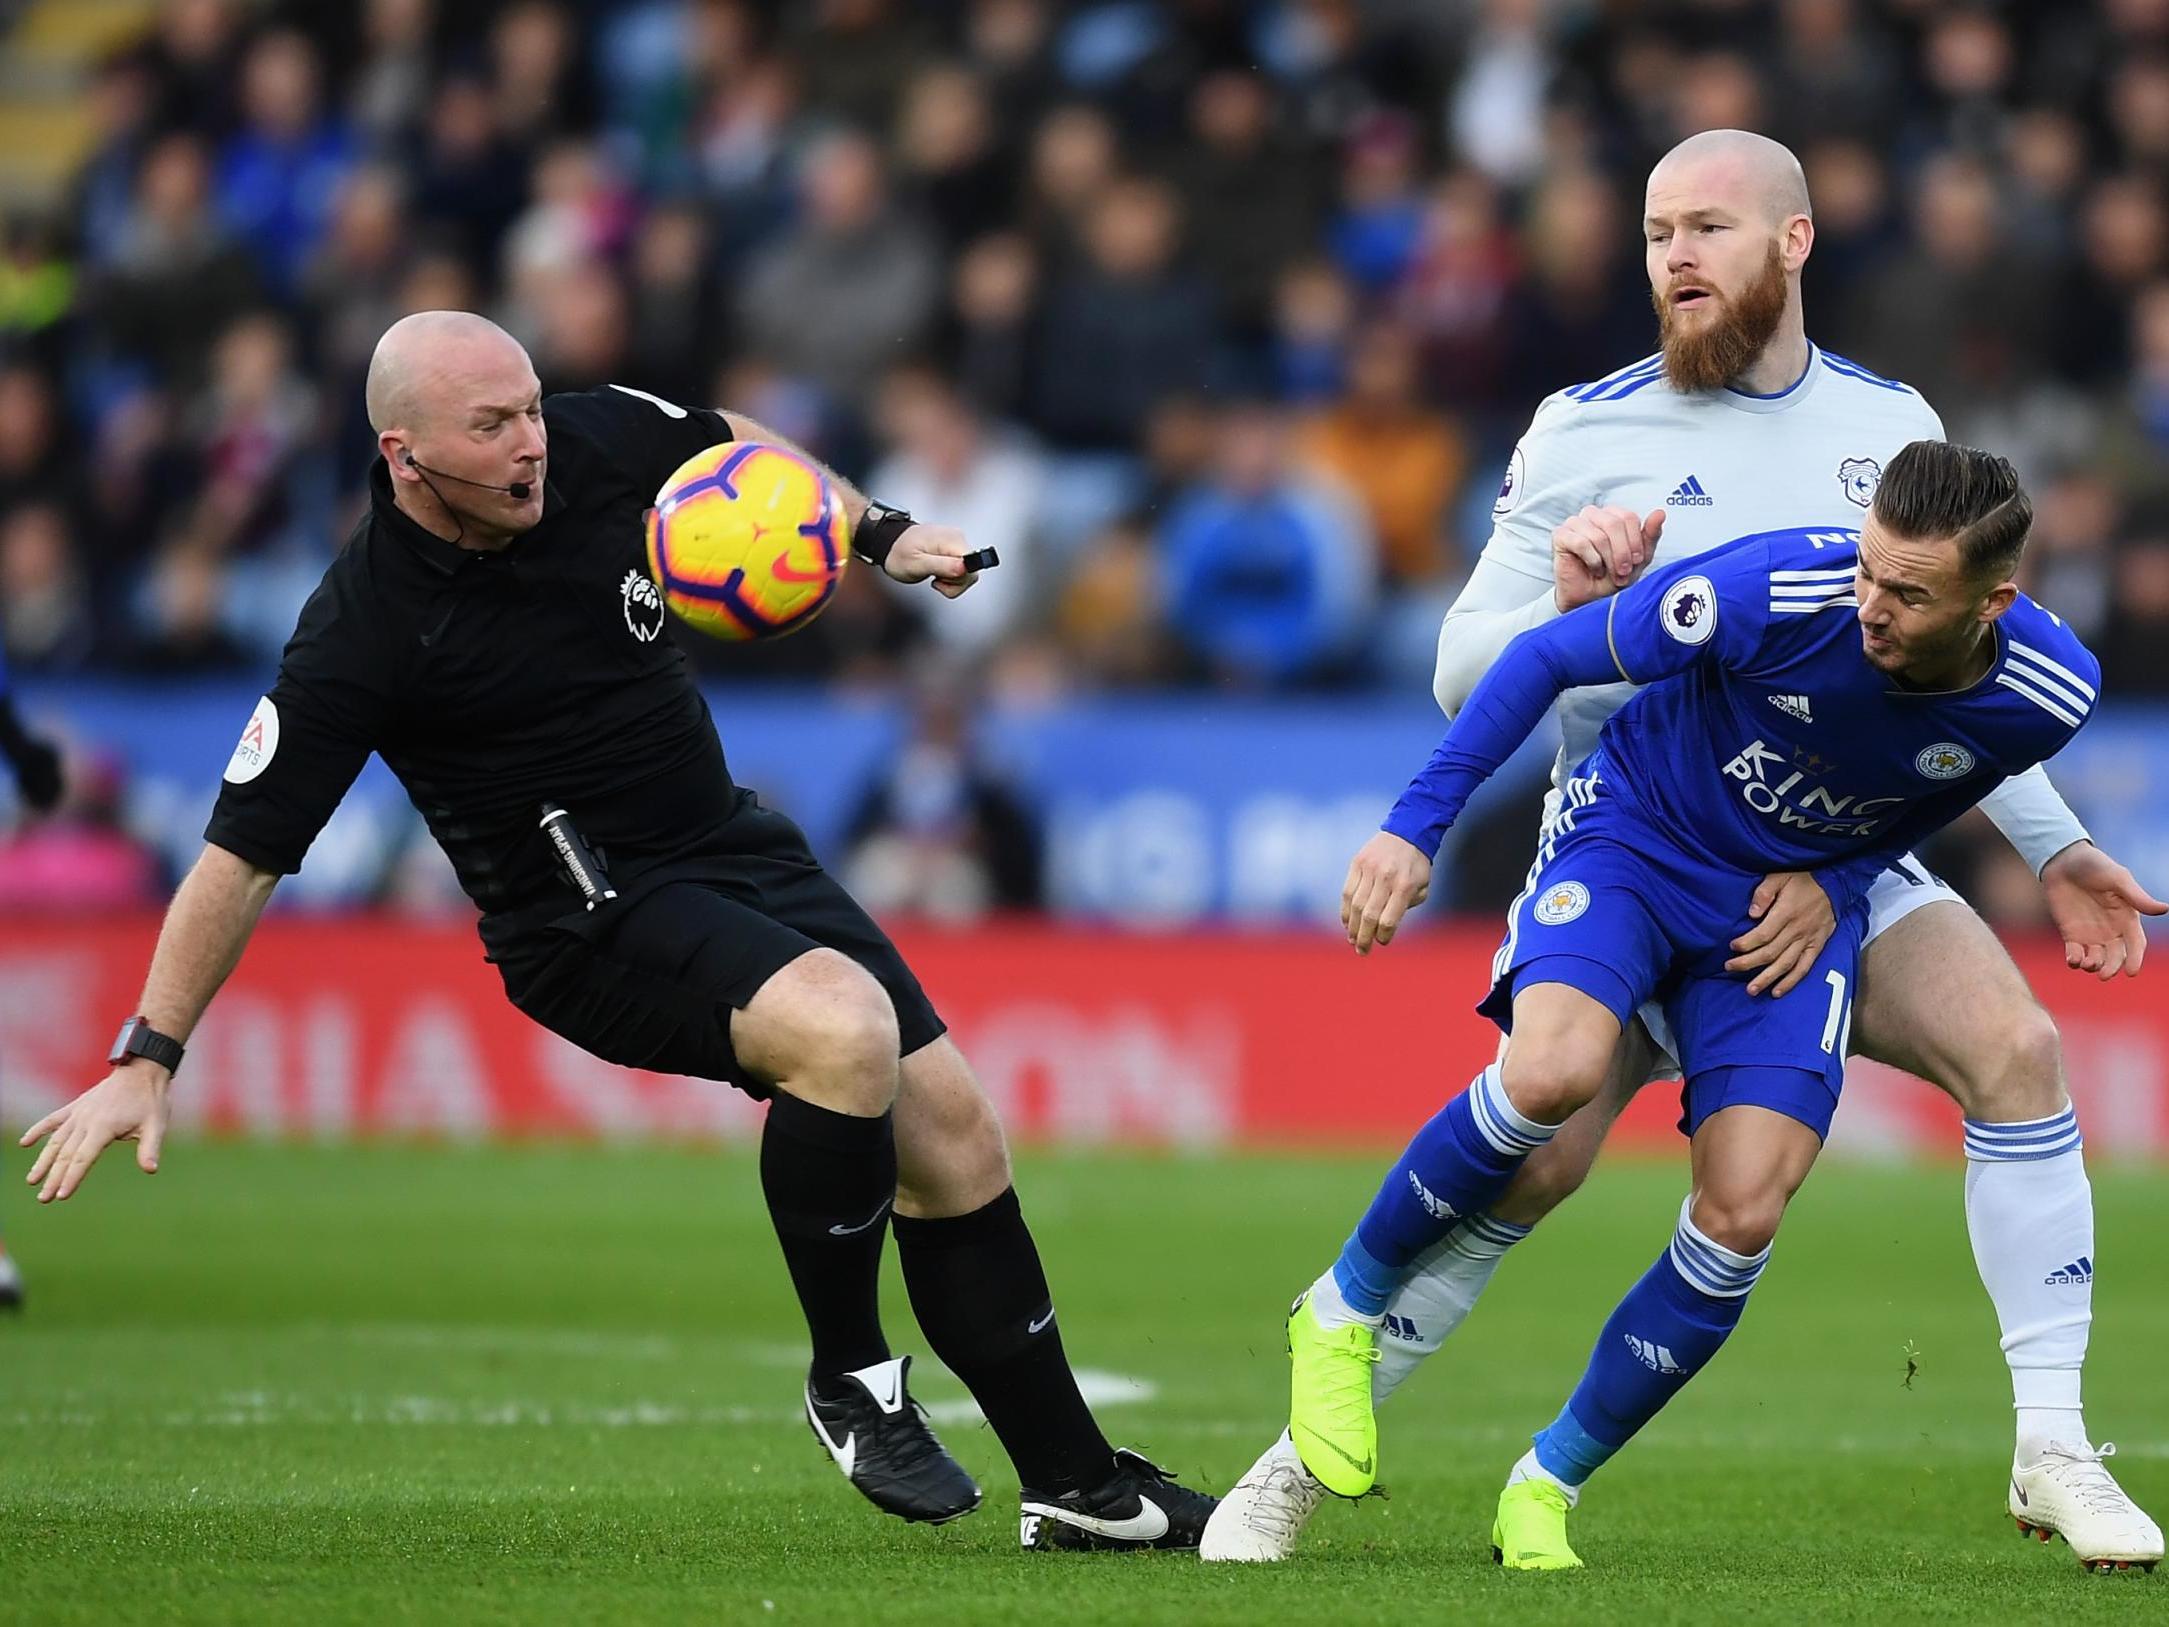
[21,312,1216,1550]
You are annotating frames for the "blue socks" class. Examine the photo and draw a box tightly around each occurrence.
[1331,1065,1558,1316]
[1531,1197,1770,1485]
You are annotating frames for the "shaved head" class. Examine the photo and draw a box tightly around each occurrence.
[366,310,534,435]
[1648,129,1810,226]
[369,309,548,545]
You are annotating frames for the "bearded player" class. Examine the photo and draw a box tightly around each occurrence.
[1202,129,2164,1568]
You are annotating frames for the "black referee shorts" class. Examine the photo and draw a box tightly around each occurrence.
[493,794,946,1097]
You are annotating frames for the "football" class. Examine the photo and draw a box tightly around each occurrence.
[644,440,852,640]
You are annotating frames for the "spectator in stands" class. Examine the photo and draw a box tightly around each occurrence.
[868,365,1043,657]
[1849,152,2053,423]
[0,364,70,517]
[71,54,157,271]
[1159,401,1376,687]
[117,541,248,674]
[624,200,723,409]
[1018,103,1118,263]
[894,63,1016,252]
[489,0,597,146]
[842,671,1043,919]
[1028,176,1212,453]
[214,29,356,299]
[93,132,260,390]
[738,128,942,408]
[408,73,529,273]
[348,0,436,150]
[130,0,243,141]
[2100,505,2169,693]
[0,502,93,672]
[530,257,634,394]
[179,312,315,559]
[2099,279,2169,505]
[1268,260,1354,405]
[1299,319,1464,586]
[1393,166,1519,409]
[1326,110,1424,294]
[1165,69,1321,336]
[943,229,1037,421]
[1055,516,1172,688]
[1503,165,1652,413]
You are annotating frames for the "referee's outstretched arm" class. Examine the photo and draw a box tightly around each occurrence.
[719,410,987,600]
[21,843,277,1202]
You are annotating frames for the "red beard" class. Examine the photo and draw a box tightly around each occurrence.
[1654,241,1789,392]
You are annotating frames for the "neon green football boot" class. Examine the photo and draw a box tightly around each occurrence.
[1492,1477,1583,1571]
[1285,1292,1381,1497]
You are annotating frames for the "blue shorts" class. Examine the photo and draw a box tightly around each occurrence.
[1478,769,1863,1141]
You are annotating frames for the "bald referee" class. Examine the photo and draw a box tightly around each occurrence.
[21,312,1217,1551]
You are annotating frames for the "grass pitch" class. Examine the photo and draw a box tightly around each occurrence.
[1,1142,2163,1625]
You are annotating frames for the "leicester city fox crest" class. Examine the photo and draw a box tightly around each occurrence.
[1838,457,1881,508]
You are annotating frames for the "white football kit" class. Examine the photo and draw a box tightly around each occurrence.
[1435,343,2089,1063]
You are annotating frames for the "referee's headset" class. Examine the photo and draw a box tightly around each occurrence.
[400,447,532,501]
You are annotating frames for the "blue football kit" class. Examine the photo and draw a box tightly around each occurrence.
[1382,524,2098,1140]
[1307,521,2103,1501]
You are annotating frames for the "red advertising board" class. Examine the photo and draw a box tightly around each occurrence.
[1,918,2163,1155]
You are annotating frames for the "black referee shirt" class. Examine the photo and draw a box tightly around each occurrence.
[206,384,745,947]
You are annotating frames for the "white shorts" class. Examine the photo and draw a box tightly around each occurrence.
[1634,852,1963,1077]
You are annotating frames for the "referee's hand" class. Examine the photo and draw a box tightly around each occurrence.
[882,523,982,599]
[1343,831,1432,956]
[19,1064,171,1203]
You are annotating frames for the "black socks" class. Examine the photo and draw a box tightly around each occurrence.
[760,1092,895,1379]
[891,1186,1116,1494]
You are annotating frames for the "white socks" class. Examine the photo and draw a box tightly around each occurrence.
[1305,1267,1383,1332]
[1372,1213,1532,1404]
[1962,1109,2092,1462]
[1507,1447,1580,1507]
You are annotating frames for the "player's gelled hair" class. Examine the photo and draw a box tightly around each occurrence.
[1873,440,2033,585]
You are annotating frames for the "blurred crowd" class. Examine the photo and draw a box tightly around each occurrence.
[0,0,2159,699]
[1,0,2166,920]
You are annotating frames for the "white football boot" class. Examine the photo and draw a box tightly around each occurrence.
[0,1243,21,1310]
[1199,1430,1326,1562]
[2011,1443,2163,1573]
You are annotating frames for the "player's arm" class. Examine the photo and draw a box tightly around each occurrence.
[718,410,982,600]
[1388,547,1764,859]
[1434,506,1665,717]
[19,843,279,1202]
[1432,398,1661,717]
[1348,544,1771,952]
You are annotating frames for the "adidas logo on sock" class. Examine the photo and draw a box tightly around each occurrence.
[2043,1255,2093,1286]
[1383,1312,1424,1343]
[1625,1333,1685,1374]
[1767,692,1813,722]
[1666,475,1714,507]
[1407,1169,1457,1222]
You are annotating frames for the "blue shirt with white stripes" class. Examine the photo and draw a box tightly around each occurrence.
[1385,526,2098,915]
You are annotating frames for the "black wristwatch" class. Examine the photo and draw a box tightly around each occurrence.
[853,501,915,569]
[108,1015,185,1076]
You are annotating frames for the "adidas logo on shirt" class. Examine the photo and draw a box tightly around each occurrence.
[2043,1255,2093,1286]
[1624,1333,1685,1374]
[1767,693,1813,722]
[1666,475,1714,507]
